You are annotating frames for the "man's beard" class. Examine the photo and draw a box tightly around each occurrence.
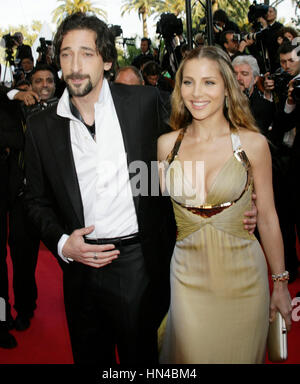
[65,73,93,97]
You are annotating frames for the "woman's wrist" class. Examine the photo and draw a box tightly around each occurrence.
[271,270,289,283]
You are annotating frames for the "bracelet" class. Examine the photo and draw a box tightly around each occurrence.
[271,271,289,282]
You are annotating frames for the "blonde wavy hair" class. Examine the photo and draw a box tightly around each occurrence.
[170,46,258,133]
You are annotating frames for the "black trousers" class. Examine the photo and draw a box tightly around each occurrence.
[0,161,9,315]
[63,242,158,365]
[8,196,40,317]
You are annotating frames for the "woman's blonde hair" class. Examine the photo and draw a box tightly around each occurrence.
[170,46,258,133]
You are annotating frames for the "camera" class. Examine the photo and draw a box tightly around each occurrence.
[1,33,17,49]
[269,68,292,95]
[156,13,183,40]
[109,25,123,38]
[232,30,265,44]
[21,97,58,121]
[37,38,52,55]
[248,1,269,28]
[291,78,300,104]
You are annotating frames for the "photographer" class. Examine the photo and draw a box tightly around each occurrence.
[156,13,184,79]
[232,54,274,135]
[255,6,283,73]
[213,9,240,47]
[12,32,33,72]
[219,30,255,61]
[263,42,300,282]
[283,76,300,251]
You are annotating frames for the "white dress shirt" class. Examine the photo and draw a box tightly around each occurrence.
[56,79,138,261]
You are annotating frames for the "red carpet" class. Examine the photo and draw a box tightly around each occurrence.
[0,241,300,364]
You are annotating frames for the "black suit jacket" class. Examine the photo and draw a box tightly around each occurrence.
[24,83,176,322]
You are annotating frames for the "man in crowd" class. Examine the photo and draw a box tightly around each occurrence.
[19,56,34,81]
[13,32,33,70]
[0,75,26,348]
[219,30,254,61]
[232,54,274,135]
[131,37,154,69]
[213,9,240,46]
[114,65,144,86]
[257,6,283,73]
[263,42,300,282]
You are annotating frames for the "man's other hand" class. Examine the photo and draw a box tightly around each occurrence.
[62,225,120,268]
[14,90,40,106]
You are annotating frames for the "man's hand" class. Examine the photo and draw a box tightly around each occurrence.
[62,226,120,268]
[14,90,40,106]
[287,79,296,106]
[264,72,275,93]
[257,16,268,29]
[243,193,257,234]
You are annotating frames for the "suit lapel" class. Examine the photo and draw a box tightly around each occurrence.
[110,84,142,214]
[47,114,85,227]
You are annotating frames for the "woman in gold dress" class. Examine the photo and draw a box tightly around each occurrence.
[158,46,292,364]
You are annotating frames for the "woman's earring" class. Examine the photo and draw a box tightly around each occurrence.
[225,96,228,109]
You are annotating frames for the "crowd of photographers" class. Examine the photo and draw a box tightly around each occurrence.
[0,3,299,350]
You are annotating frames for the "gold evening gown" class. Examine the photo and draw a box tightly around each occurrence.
[159,129,270,364]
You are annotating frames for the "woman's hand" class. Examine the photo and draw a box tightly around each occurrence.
[269,282,292,331]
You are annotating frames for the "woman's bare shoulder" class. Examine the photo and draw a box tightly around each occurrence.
[238,128,268,152]
[157,129,182,161]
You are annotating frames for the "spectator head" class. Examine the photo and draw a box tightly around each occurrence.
[115,66,144,85]
[13,32,24,45]
[232,55,260,96]
[220,30,239,54]
[266,6,277,24]
[277,26,299,45]
[142,61,161,86]
[15,79,31,91]
[140,37,151,53]
[170,46,257,133]
[53,12,117,70]
[29,64,56,101]
[21,56,34,73]
[278,42,300,77]
[213,9,229,30]
[194,32,205,47]
[180,44,190,59]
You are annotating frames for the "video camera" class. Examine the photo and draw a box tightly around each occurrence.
[109,25,123,38]
[37,37,52,57]
[1,33,17,50]
[248,1,269,31]
[156,13,183,40]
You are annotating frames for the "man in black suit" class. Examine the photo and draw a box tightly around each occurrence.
[24,12,175,365]
[0,85,24,348]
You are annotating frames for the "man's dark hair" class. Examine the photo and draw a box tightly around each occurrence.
[53,12,117,69]
[142,61,161,77]
[28,63,57,84]
[278,41,299,56]
[219,30,236,48]
[213,9,229,24]
[141,37,151,48]
[21,55,34,63]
